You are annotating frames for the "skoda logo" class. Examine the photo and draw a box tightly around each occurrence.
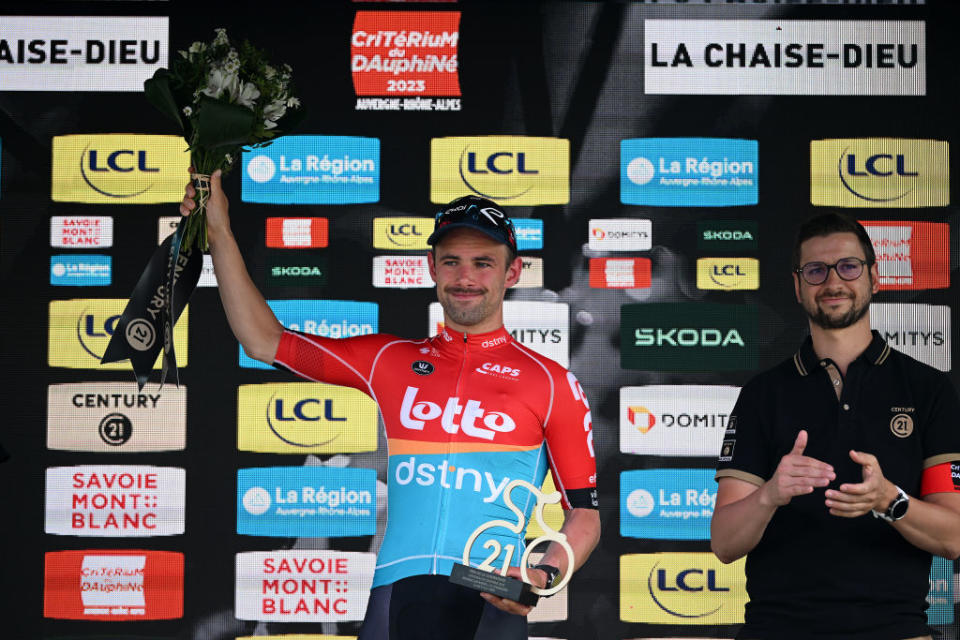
[412,360,434,376]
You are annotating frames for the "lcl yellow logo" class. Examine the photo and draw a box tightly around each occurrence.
[48,299,189,370]
[373,217,432,250]
[620,552,747,624]
[431,136,569,205]
[697,258,759,290]
[52,134,189,204]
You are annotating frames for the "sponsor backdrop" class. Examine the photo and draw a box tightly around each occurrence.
[1,2,958,639]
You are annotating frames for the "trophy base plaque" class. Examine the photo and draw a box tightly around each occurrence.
[449,563,539,606]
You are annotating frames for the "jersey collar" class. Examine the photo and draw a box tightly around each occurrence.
[793,330,891,377]
[435,326,512,352]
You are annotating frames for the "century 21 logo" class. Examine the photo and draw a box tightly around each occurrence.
[47,299,189,370]
[52,134,190,204]
[431,136,570,206]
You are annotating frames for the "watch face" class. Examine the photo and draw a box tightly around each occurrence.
[890,496,909,520]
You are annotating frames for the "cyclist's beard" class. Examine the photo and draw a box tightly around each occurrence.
[803,286,871,330]
[439,286,496,328]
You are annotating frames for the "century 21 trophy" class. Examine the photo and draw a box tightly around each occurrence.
[448,479,575,606]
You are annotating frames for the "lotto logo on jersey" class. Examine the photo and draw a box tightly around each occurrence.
[861,221,949,290]
[241,300,378,369]
[620,385,740,457]
[399,386,516,440]
[429,300,570,367]
[44,550,183,620]
[871,303,950,372]
[237,383,378,454]
[48,299,189,370]
[242,136,379,204]
[266,217,329,248]
[588,219,652,252]
[621,553,746,624]
[373,217,432,250]
[696,258,759,290]
[235,550,375,622]
[811,139,949,208]
[620,469,717,540]
[45,465,186,537]
[589,258,651,289]
[621,138,758,206]
[237,466,376,537]
[431,136,570,205]
[51,134,190,204]
[47,382,186,453]
[51,216,113,248]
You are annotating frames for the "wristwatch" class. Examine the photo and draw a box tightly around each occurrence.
[530,563,561,592]
[872,485,909,522]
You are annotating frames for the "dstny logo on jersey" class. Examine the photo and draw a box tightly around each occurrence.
[620,469,717,540]
[267,256,328,287]
[52,134,189,204]
[48,299,189,370]
[51,215,113,248]
[373,255,432,288]
[44,550,183,620]
[47,382,186,453]
[589,219,652,252]
[429,300,570,367]
[861,221,949,290]
[241,300,378,369]
[927,556,954,625]
[0,16,167,91]
[811,139,949,207]
[242,136,379,204]
[237,466,376,537]
[237,382,378,454]
[697,220,758,251]
[620,385,739,457]
[696,258,759,291]
[871,303,951,372]
[621,303,758,371]
[351,11,460,97]
[430,136,570,205]
[45,465,185,537]
[50,255,111,286]
[516,257,544,288]
[266,217,329,248]
[235,550,375,622]
[590,258,651,289]
[621,138,758,206]
[513,218,544,250]
[373,217,432,250]
[620,553,746,624]
[644,20,924,96]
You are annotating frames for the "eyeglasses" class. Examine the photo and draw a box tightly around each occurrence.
[433,202,517,250]
[795,257,871,285]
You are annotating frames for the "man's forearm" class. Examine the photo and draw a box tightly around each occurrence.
[711,484,777,564]
[208,228,283,363]
[888,490,960,560]
[539,507,600,580]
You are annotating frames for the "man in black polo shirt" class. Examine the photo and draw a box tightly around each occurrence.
[711,213,960,640]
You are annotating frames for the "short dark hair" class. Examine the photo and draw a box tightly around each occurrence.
[791,212,876,270]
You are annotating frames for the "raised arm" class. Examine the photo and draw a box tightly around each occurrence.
[180,170,283,363]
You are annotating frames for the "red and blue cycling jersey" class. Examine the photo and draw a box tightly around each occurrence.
[274,324,597,588]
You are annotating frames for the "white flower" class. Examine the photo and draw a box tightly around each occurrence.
[264,119,278,130]
[202,67,237,100]
[182,106,193,117]
[286,96,301,108]
[264,65,276,79]
[179,50,188,59]
[235,81,261,109]
[224,57,240,73]
[225,153,233,165]
[263,99,286,122]
[188,41,205,54]
[213,28,229,46]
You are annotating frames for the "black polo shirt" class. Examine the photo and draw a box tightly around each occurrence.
[716,330,960,640]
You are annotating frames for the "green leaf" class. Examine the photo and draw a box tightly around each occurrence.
[143,69,184,131]
[195,96,257,149]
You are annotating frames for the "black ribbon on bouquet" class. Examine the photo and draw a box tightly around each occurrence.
[101,216,202,390]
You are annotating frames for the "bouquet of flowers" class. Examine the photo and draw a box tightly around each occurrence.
[144,27,304,250]
[102,29,304,388]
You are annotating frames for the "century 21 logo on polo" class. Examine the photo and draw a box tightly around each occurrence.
[811,138,949,208]
[52,134,189,204]
[48,299,189,370]
[430,136,569,205]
